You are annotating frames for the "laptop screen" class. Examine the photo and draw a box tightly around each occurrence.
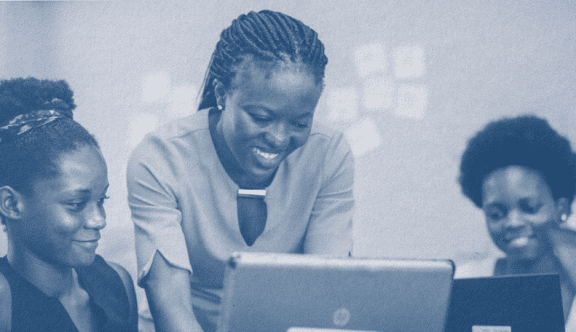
[445,274,565,332]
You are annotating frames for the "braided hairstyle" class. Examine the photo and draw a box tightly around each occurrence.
[0,77,99,198]
[198,10,328,110]
[459,115,576,208]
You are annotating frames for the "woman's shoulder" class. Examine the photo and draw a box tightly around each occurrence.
[280,121,354,190]
[106,261,138,328]
[78,256,138,331]
[0,270,9,294]
[157,109,209,138]
[0,259,11,332]
[106,261,133,288]
[132,110,210,152]
[78,255,134,293]
[302,121,351,159]
[309,120,345,141]
[0,256,12,295]
[0,275,10,332]
[128,110,212,170]
[106,261,136,300]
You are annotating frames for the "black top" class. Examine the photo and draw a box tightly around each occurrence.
[0,255,136,332]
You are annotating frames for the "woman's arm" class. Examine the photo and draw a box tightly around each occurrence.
[108,262,138,331]
[143,251,204,332]
[547,226,576,325]
[127,136,202,331]
[0,272,10,332]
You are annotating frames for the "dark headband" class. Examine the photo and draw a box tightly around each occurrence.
[0,109,67,144]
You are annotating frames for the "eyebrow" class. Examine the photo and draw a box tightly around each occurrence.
[244,105,313,118]
[64,184,109,196]
[484,202,504,208]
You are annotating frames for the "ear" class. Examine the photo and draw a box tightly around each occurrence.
[556,197,571,223]
[213,79,227,110]
[0,186,24,221]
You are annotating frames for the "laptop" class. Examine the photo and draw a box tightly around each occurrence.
[445,274,565,332]
[216,252,454,332]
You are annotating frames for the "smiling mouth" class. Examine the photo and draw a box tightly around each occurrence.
[253,147,279,160]
[505,235,536,247]
[74,240,99,250]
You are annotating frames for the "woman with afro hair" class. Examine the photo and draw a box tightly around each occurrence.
[0,77,138,332]
[458,114,576,328]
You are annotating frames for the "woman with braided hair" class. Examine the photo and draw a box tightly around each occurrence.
[0,77,138,332]
[127,10,354,332]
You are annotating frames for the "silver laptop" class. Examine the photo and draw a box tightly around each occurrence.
[216,252,454,332]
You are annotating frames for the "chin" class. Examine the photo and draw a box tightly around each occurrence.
[508,254,538,263]
[505,248,543,263]
[246,165,277,182]
[69,253,97,267]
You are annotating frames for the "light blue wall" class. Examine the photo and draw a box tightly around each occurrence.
[1,1,576,330]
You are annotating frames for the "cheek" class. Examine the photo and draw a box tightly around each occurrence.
[291,130,311,148]
[224,113,253,143]
[486,222,503,239]
[24,218,77,254]
[237,116,259,138]
[532,211,558,227]
[46,211,84,238]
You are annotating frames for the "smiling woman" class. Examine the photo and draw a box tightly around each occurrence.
[0,77,138,332]
[457,115,576,328]
[17,145,108,268]
[212,59,323,188]
[127,10,354,332]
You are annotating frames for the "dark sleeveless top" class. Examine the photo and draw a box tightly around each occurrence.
[0,255,136,332]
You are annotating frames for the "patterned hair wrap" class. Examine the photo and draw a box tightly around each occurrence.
[0,109,67,144]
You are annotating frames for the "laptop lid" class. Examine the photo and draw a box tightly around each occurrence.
[217,252,454,332]
[445,274,565,332]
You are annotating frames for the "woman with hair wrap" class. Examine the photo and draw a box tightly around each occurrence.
[127,10,354,332]
[457,115,576,328]
[0,77,138,332]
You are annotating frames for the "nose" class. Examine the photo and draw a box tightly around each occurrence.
[504,209,525,230]
[85,203,106,230]
[265,121,290,149]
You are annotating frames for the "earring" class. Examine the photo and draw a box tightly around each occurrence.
[217,105,223,111]
[561,214,568,222]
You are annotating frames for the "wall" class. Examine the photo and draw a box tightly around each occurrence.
[1,1,575,330]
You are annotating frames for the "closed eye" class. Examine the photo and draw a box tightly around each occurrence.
[293,121,309,129]
[248,112,272,123]
[67,200,87,212]
[98,195,110,206]
[484,205,506,222]
[520,200,541,214]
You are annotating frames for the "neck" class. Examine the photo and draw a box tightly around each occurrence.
[7,242,75,298]
[505,250,561,275]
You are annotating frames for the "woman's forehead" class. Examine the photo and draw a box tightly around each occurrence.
[482,165,552,201]
[232,57,313,83]
[32,146,108,195]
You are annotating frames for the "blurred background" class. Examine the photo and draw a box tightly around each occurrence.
[1,1,575,330]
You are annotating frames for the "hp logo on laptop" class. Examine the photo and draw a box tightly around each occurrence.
[333,308,350,327]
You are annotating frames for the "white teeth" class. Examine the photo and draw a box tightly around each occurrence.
[509,237,530,248]
[254,148,278,160]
